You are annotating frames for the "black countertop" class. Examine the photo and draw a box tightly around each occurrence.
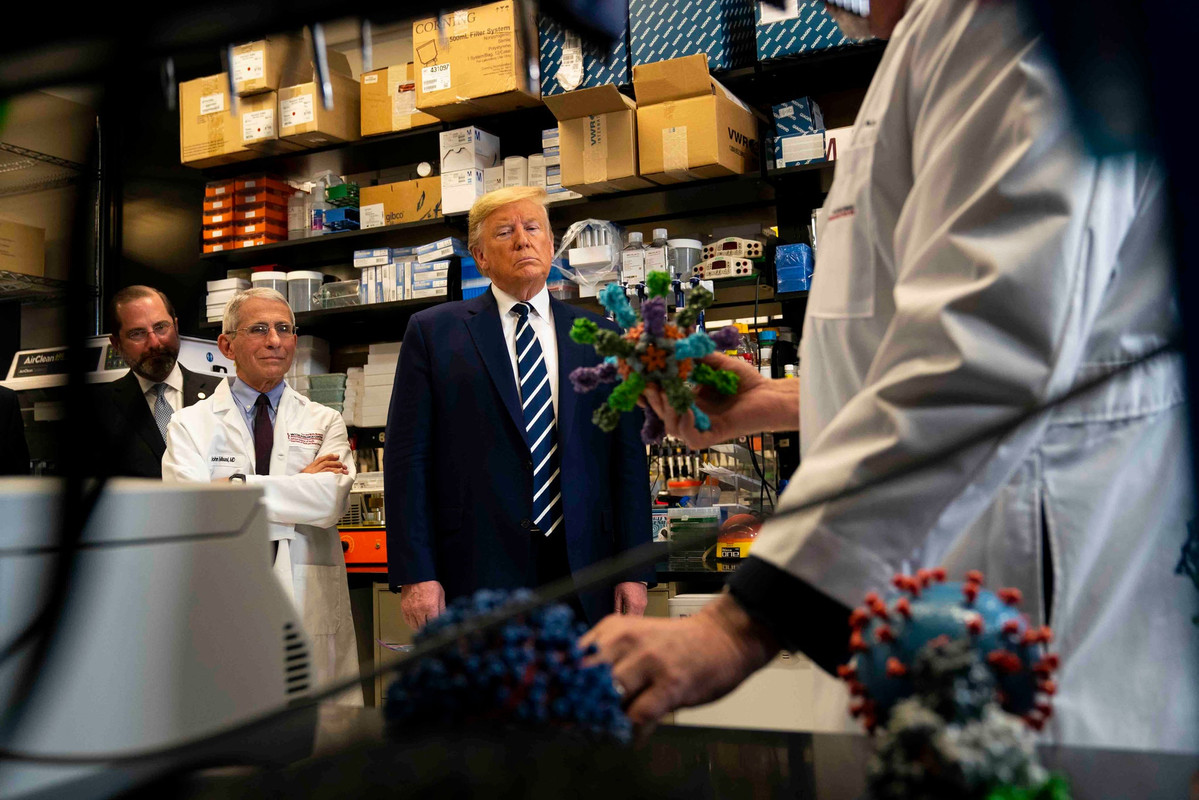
[130,706,1197,800]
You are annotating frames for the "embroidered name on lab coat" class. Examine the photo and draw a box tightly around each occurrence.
[288,432,325,446]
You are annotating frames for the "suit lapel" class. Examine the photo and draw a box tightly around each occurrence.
[180,366,218,406]
[114,371,166,459]
[551,298,582,447]
[464,291,528,446]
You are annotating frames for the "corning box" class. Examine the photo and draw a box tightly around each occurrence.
[413,1,542,121]
[755,0,853,60]
[633,54,759,184]
[538,14,630,96]
[628,0,756,70]
[544,85,654,195]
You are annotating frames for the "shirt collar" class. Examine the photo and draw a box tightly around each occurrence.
[491,283,551,321]
[134,362,183,397]
[230,376,287,413]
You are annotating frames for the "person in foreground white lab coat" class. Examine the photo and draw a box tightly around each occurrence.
[162,288,362,705]
[583,0,1198,752]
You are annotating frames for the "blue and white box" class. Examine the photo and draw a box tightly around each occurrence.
[629,0,756,70]
[539,15,630,96]
[413,259,450,282]
[416,237,469,264]
[353,247,391,268]
[461,255,490,300]
[411,277,449,300]
[773,97,825,167]
[391,245,416,259]
[541,127,560,151]
[755,0,853,61]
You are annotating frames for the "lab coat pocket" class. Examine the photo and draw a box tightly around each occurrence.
[808,135,877,320]
[292,564,344,636]
[286,445,320,475]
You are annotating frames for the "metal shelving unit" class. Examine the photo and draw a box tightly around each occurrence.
[0,142,92,199]
[0,271,98,305]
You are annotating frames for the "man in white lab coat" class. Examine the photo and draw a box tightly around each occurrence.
[162,287,361,704]
[583,0,1198,752]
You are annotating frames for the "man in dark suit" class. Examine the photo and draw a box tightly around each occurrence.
[385,187,652,629]
[0,385,30,475]
[94,285,221,478]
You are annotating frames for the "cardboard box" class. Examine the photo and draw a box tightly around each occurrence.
[441,169,485,215]
[503,156,528,187]
[484,165,504,193]
[179,74,257,167]
[361,63,441,136]
[755,0,852,61]
[0,220,45,277]
[538,14,629,96]
[628,0,756,70]
[413,1,541,121]
[359,178,443,228]
[440,127,500,171]
[633,55,759,184]
[239,91,305,155]
[773,97,824,137]
[279,71,360,148]
[230,35,312,96]
[544,85,654,195]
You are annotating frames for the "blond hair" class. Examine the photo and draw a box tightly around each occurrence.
[222,287,295,335]
[467,186,550,253]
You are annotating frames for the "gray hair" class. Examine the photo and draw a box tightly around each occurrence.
[222,287,295,335]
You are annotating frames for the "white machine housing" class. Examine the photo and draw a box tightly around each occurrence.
[1,335,233,392]
[0,479,315,798]
[697,257,756,280]
[701,237,763,261]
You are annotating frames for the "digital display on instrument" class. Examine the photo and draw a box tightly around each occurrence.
[722,241,738,250]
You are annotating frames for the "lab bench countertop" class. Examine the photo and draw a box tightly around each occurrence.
[153,706,1197,800]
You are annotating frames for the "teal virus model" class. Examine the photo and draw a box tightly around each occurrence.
[842,569,1070,800]
[568,272,742,443]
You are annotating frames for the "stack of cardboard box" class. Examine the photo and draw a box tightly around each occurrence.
[360,63,440,137]
[440,127,499,215]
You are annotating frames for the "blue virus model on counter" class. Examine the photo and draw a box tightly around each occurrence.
[384,589,632,743]
[840,569,1070,800]
[568,271,742,444]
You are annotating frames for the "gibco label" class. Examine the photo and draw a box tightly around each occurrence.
[281,94,314,127]
[422,63,452,93]
[199,93,224,115]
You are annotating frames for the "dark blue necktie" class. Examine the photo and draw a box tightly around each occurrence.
[513,302,563,537]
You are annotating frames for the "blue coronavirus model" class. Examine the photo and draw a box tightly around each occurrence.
[841,569,1070,800]
[568,272,742,444]
[384,589,631,743]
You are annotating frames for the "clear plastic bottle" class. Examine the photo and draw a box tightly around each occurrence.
[621,231,647,285]
[645,227,669,276]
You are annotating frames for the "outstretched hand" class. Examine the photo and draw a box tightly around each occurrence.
[642,353,799,449]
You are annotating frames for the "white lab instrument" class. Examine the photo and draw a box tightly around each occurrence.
[0,478,317,798]
[696,256,755,280]
[702,237,763,261]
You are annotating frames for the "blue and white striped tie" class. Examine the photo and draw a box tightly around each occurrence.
[513,302,563,538]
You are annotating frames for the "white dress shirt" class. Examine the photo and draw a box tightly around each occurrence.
[134,362,184,414]
[491,284,558,418]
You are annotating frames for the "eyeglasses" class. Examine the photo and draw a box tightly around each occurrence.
[228,322,298,339]
[125,321,174,343]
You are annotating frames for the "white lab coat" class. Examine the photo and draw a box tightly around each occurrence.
[162,379,362,705]
[756,0,1198,751]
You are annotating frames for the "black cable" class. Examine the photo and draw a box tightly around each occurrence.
[0,337,1179,766]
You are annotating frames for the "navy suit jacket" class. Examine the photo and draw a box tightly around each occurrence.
[384,290,652,625]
